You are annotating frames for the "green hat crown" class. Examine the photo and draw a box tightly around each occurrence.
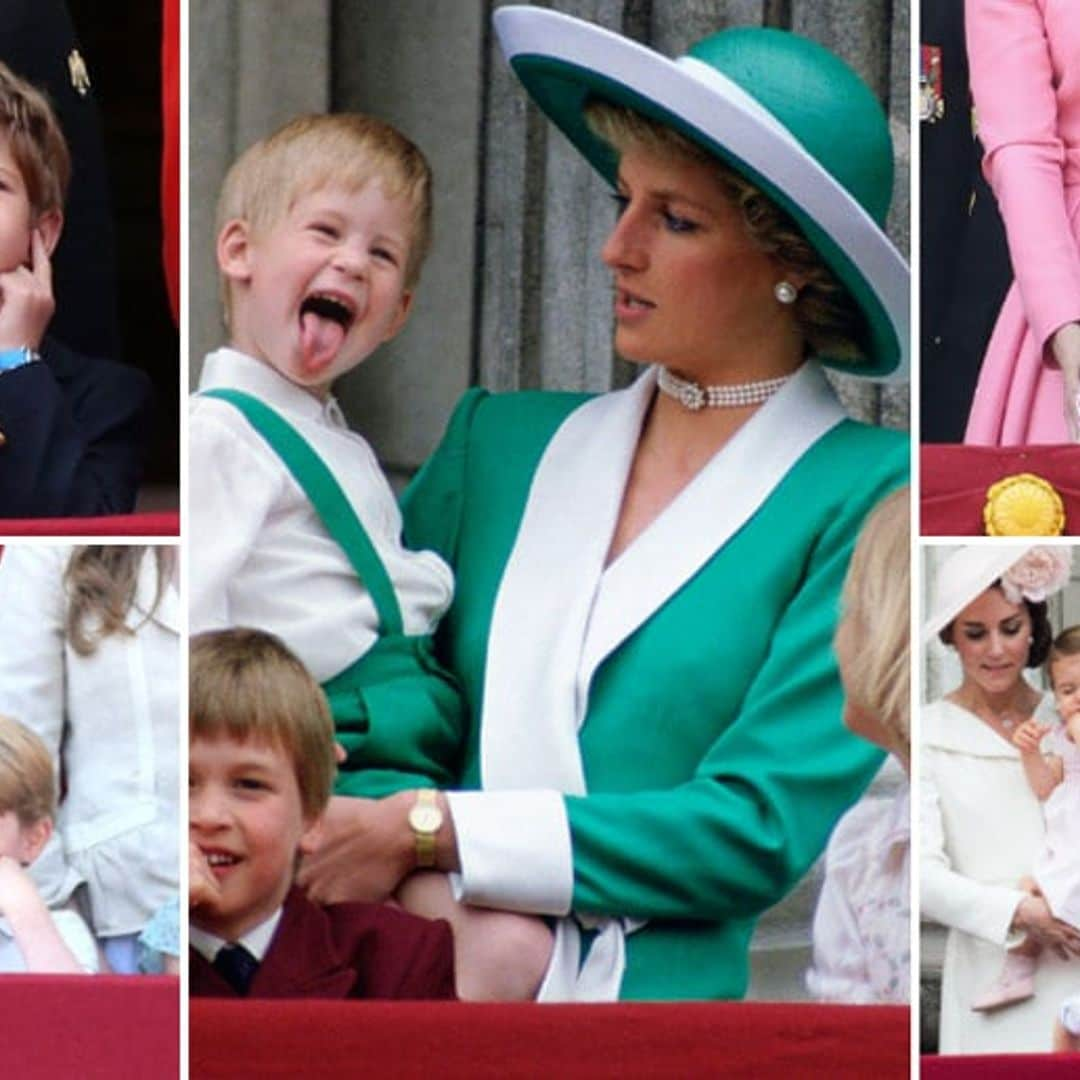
[494,6,909,381]
[688,29,894,225]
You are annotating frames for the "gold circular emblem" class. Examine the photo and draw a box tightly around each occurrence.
[983,473,1065,536]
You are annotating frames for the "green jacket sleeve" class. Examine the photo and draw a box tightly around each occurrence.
[401,387,489,563]
[565,442,906,922]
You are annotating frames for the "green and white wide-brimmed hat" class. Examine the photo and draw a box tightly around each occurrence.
[494,6,908,383]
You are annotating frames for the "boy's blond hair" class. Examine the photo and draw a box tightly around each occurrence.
[216,112,432,319]
[0,61,70,216]
[0,714,55,826]
[190,629,336,820]
[840,487,910,749]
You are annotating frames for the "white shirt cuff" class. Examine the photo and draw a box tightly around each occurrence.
[446,790,573,915]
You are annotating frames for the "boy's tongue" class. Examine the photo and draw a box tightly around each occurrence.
[299,311,344,375]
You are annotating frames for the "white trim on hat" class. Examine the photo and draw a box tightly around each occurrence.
[494,6,909,383]
[923,545,1035,643]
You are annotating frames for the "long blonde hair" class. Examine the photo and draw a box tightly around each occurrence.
[63,547,168,657]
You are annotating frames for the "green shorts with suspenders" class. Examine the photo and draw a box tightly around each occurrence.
[202,388,465,797]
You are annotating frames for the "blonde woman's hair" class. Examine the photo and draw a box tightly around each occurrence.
[0,714,55,825]
[0,61,70,216]
[189,629,336,820]
[840,487,910,749]
[64,547,169,657]
[583,101,870,363]
[216,112,433,319]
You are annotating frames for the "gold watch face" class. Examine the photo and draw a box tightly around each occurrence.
[409,804,443,833]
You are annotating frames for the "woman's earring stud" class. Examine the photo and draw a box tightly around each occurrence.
[774,281,798,305]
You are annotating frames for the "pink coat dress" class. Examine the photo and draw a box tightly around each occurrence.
[964,0,1080,445]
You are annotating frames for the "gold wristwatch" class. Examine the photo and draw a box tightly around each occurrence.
[407,789,443,868]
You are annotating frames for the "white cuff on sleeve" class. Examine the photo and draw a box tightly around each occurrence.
[446,789,573,915]
[991,887,1032,948]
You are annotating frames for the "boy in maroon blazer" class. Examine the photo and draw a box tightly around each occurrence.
[188,628,454,1000]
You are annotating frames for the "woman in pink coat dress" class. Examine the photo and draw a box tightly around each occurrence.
[964,0,1080,445]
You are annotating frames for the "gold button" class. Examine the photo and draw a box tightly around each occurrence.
[983,473,1065,536]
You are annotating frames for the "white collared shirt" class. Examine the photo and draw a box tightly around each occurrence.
[189,907,283,964]
[190,348,454,682]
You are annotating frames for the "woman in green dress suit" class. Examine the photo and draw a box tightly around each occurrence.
[300,8,909,1001]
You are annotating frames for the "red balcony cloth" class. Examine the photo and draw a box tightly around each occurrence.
[0,512,179,536]
[2,975,178,1080]
[190,1000,909,1079]
[922,1053,1079,1077]
[921,444,1080,536]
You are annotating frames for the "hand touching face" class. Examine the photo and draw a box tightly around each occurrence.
[0,132,60,351]
[0,228,56,351]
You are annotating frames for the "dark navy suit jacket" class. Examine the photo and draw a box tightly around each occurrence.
[0,336,151,516]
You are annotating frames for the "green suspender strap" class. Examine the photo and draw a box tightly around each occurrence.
[203,388,403,634]
[202,388,464,796]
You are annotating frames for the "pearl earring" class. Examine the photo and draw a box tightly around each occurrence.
[774,281,798,305]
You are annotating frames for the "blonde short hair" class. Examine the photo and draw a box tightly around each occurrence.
[583,101,869,363]
[0,61,70,216]
[216,112,432,317]
[840,487,910,749]
[190,629,336,820]
[0,714,55,825]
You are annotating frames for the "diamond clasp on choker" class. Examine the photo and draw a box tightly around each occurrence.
[657,366,793,411]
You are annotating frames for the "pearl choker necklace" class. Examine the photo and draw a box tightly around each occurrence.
[657,366,793,410]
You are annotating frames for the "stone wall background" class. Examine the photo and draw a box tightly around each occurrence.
[190,0,910,1000]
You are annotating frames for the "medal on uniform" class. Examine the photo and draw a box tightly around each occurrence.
[920,44,944,123]
[68,49,91,97]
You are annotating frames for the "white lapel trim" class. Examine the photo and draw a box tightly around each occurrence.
[578,361,845,711]
[925,695,1054,758]
[925,700,1012,757]
[480,373,651,792]
[478,362,844,1002]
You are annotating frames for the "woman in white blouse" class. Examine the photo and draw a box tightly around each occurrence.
[0,546,179,974]
[922,545,1080,1053]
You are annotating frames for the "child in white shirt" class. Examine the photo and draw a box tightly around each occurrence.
[189,114,551,1000]
[806,487,910,1004]
[190,113,462,796]
[0,714,96,973]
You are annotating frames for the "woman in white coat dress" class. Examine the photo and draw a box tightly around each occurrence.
[0,546,179,974]
[922,545,1080,1053]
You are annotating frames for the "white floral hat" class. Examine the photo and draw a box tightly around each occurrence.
[923,545,1073,642]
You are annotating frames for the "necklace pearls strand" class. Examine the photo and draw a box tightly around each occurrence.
[657,366,793,411]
